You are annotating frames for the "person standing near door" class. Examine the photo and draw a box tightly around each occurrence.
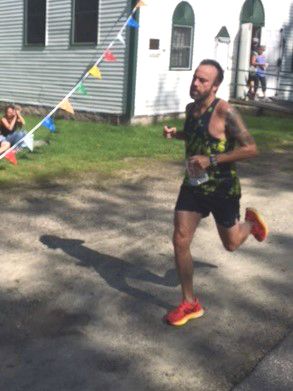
[246,37,259,100]
[252,45,268,99]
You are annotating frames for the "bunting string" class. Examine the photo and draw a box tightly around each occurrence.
[0,1,146,162]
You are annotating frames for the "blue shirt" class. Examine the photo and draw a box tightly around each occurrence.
[256,54,266,78]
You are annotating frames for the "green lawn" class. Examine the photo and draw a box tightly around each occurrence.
[243,114,293,151]
[0,114,292,187]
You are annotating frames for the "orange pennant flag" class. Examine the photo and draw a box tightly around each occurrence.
[89,66,102,79]
[4,150,17,165]
[59,99,74,114]
[137,1,147,6]
[104,50,117,62]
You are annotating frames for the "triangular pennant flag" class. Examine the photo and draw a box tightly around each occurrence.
[128,18,139,29]
[137,1,147,6]
[117,32,125,47]
[104,50,117,62]
[42,117,56,132]
[89,65,102,79]
[75,83,88,95]
[4,150,17,165]
[59,99,74,114]
[23,133,34,151]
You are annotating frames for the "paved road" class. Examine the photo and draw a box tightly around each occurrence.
[233,331,293,391]
[0,155,292,391]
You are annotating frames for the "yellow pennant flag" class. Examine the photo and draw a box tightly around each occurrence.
[89,65,102,79]
[59,99,74,114]
[137,1,147,6]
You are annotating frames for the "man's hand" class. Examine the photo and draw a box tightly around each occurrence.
[188,155,210,170]
[163,125,177,139]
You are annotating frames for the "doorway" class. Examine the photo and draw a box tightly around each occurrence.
[236,0,265,98]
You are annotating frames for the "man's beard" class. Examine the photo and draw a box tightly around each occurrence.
[190,86,214,103]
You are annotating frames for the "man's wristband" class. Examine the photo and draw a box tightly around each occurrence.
[210,154,218,167]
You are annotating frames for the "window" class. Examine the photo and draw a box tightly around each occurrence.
[72,0,99,45]
[24,0,46,46]
[170,2,195,70]
[149,39,160,50]
[171,26,192,68]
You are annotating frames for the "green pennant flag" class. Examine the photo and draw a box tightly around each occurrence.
[76,83,88,95]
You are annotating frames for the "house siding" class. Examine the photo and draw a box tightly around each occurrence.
[134,0,293,118]
[134,0,244,117]
[278,2,293,100]
[0,0,130,115]
[1,0,293,121]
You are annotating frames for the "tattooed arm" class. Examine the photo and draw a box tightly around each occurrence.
[215,106,259,164]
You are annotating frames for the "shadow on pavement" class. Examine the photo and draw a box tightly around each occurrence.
[40,234,217,311]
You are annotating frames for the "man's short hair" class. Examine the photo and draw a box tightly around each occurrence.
[199,59,224,85]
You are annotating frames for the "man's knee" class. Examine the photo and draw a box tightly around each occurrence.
[173,230,192,251]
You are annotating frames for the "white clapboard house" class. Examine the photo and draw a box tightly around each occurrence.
[0,0,292,124]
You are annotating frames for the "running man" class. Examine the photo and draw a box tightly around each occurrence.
[163,59,268,326]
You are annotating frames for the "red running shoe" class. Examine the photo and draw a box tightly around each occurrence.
[165,299,204,326]
[245,207,268,242]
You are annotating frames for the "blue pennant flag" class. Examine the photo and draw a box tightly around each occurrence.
[42,117,56,132]
[128,18,139,28]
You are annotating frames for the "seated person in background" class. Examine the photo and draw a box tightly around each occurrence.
[0,135,11,155]
[1,105,27,148]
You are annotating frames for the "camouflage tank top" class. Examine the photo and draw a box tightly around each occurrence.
[183,98,241,199]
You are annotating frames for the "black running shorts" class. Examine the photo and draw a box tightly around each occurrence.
[175,185,240,228]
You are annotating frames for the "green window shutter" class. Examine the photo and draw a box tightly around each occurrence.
[173,1,194,26]
[216,26,230,40]
[240,0,265,27]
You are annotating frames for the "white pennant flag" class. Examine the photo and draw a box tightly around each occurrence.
[117,32,125,47]
[23,133,34,151]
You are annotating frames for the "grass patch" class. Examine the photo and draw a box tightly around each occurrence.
[0,116,185,186]
[0,114,292,187]
[243,115,293,151]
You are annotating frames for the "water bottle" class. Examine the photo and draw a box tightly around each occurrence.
[186,159,209,186]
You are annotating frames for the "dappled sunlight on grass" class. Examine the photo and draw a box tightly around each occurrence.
[0,114,292,187]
